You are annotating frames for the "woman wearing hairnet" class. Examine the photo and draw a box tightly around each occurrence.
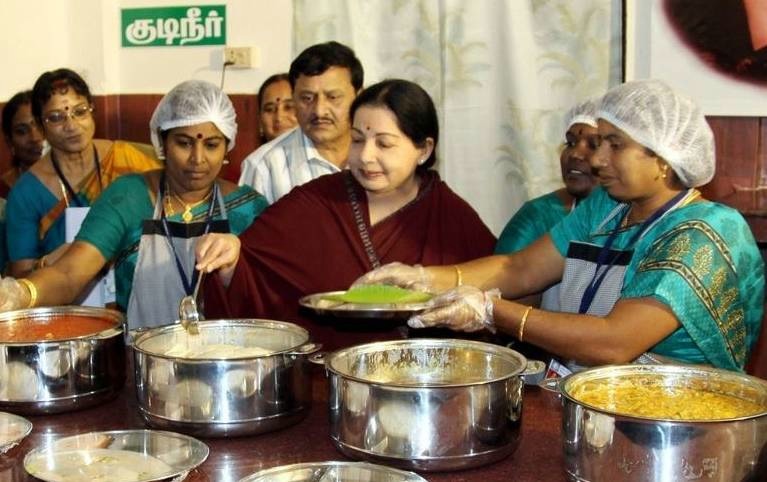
[494,98,600,312]
[0,80,268,328]
[355,79,764,372]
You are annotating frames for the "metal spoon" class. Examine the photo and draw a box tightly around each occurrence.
[178,272,205,335]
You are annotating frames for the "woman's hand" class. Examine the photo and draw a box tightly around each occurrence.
[408,285,500,332]
[195,233,240,287]
[351,262,435,292]
[0,277,28,312]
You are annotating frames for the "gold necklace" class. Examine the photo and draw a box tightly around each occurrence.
[165,181,214,223]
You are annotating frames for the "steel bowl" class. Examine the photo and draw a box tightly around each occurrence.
[0,411,32,454]
[239,461,428,482]
[23,429,208,482]
[132,319,320,437]
[326,338,527,472]
[557,364,767,482]
[0,306,125,414]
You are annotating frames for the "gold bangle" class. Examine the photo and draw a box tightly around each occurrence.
[17,278,38,309]
[454,265,463,287]
[518,305,533,341]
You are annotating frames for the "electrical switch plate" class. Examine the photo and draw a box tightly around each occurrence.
[224,47,252,68]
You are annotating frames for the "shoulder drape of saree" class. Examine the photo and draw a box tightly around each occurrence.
[38,141,160,241]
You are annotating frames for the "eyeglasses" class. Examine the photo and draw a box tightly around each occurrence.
[42,104,93,125]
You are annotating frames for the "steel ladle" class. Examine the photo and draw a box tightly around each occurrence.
[178,272,204,335]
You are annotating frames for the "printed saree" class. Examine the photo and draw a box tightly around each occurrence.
[550,187,764,371]
[77,173,267,311]
[38,141,159,240]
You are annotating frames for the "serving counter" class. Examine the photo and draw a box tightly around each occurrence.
[1,362,567,482]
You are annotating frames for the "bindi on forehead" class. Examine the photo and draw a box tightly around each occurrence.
[196,133,203,139]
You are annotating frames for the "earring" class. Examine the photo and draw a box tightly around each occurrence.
[223,159,230,165]
[418,158,427,166]
[662,166,668,179]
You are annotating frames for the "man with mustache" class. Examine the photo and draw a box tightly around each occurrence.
[494,99,599,310]
[239,41,364,203]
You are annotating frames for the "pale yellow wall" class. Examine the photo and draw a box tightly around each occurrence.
[0,0,294,98]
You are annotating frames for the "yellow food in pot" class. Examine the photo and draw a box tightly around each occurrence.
[570,379,766,420]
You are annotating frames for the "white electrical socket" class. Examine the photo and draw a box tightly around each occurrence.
[224,47,251,68]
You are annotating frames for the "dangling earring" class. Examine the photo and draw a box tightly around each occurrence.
[662,166,668,179]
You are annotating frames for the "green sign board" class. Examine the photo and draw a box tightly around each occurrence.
[121,5,226,47]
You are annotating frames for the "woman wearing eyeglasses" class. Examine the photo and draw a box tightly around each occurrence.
[5,68,160,278]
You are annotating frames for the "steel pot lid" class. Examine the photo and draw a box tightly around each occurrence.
[326,338,527,387]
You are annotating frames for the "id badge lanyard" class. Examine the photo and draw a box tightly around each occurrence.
[578,190,690,314]
[159,176,218,296]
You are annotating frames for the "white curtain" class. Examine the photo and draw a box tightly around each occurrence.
[293,0,623,234]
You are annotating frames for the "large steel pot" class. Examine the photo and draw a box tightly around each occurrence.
[0,306,125,415]
[132,319,319,437]
[325,338,527,472]
[555,364,767,482]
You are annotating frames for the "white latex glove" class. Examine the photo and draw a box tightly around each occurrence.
[408,285,500,333]
[351,262,435,293]
[0,277,28,312]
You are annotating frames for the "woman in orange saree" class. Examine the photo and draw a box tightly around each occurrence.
[6,68,159,277]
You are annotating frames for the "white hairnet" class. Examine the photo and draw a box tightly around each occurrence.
[596,79,714,187]
[564,98,598,130]
[149,80,237,159]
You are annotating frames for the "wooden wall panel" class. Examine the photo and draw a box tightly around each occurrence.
[703,116,767,242]
[0,93,262,184]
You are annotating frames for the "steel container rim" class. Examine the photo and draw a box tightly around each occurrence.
[560,363,767,423]
[23,428,209,481]
[239,460,428,482]
[326,338,527,388]
[0,306,124,345]
[132,318,312,361]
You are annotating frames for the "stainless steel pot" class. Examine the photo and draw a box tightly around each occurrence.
[555,364,767,482]
[132,319,319,437]
[325,338,527,472]
[0,306,125,414]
